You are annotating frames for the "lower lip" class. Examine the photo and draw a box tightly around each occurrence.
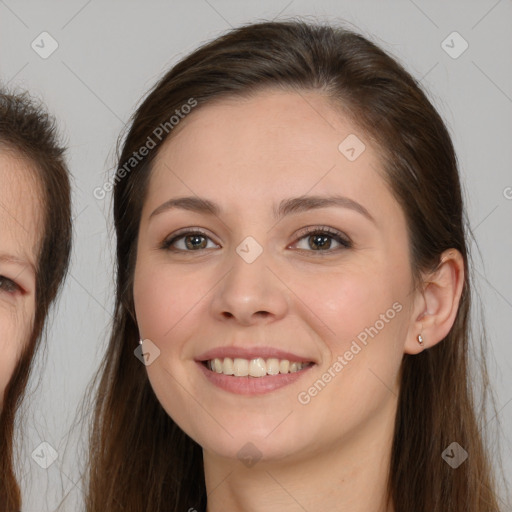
[196,361,315,395]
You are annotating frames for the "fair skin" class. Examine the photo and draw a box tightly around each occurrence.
[133,89,464,512]
[0,150,39,410]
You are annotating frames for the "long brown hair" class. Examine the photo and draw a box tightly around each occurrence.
[84,20,506,511]
[0,90,72,512]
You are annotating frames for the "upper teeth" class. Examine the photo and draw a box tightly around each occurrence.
[206,357,311,377]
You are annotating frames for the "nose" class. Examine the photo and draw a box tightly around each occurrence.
[210,245,288,326]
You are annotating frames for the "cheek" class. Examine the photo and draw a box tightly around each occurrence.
[290,261,410,407]
[133,261,207,345]
[288,275,406,437]
[133,260,213,441]
[295,262,406,346]
[0,305,33,408]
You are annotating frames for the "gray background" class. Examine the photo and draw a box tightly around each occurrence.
[0,1,510,510]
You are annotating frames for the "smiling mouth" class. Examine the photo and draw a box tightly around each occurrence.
[203,357,315,378]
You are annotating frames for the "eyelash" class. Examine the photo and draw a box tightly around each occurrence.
[0,276,21,294]
[161,226,352,255]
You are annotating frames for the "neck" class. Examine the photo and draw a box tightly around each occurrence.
[203,399,397,512]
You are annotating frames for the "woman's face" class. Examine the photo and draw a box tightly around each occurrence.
[133,90,420,464]
[0,151,39,409]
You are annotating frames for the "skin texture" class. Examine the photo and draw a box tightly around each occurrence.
[0,151,39,410]
[133,90,464,512]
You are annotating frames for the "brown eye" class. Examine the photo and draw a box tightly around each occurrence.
[184,234,208,250]
[308,233,332,250]
[162,230,219,252]
[0,276,21,293]
[293,227,352,253]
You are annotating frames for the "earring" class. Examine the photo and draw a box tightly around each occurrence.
[417,334,424,345]
[139,338,143,345]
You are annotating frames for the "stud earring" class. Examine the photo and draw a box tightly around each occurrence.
[417,334,424,345]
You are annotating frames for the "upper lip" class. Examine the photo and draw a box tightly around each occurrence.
[196,346,316,364]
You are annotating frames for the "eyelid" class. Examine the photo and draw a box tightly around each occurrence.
[0,275,22,294]
[294,225,351,242]
[161,227,219,250]
[290,225,352,252]
[161,225,352,253]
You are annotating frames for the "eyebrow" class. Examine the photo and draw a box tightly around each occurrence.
[0,254,36,274]
[149,194,375,223]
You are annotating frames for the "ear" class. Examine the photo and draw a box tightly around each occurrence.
[404,249,465,354]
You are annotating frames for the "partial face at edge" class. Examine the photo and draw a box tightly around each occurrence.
[133,89,418,463]
[0,151,40,410]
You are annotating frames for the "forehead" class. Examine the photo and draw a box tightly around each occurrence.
[155,89,365,170]
[148,90,398,215]
[0,150,42,271]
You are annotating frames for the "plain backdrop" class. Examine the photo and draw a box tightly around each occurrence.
[0,1,511,510]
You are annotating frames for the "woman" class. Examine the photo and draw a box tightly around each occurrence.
[0,90,72,511]
[85,20,504,511]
